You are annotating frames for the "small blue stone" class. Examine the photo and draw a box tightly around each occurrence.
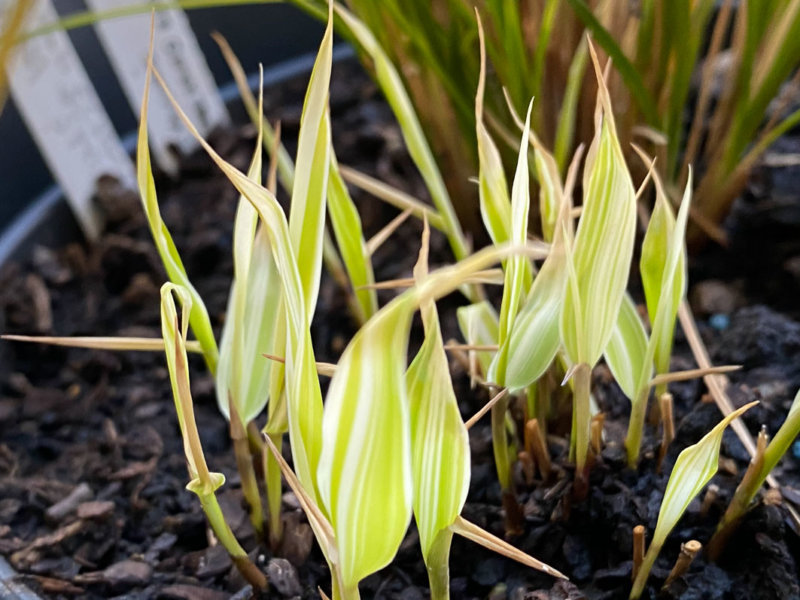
[793,441,800,459]
[709,313,730,331]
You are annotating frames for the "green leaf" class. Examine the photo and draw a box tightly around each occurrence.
[289,12,333,320]
[640,167,687,378]
[630,401,758,599]
[563,0,659,126]
[216,229,281,423]
[560,45,637,368]
[407,302,470,560]
[317,294,416,588]
[138,47,218,374]
[494,99,535,383]
[475,15,512,246]
[503,209,569,391]
[327,151,378,322]
[604,293,649,401]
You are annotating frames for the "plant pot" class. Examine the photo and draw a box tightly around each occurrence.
[2,20,800,600]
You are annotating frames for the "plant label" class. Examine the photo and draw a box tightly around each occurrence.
[87,0,230,174]
[4,0,136,240]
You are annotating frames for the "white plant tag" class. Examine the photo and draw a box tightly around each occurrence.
[87,0,230,174]
[5,0,136,240]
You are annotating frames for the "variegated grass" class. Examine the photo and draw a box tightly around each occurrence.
[4,3,800,598]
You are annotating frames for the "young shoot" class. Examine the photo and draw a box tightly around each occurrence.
[630,401,757,599]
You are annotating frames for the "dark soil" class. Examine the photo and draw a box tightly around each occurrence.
[2,59,800,600]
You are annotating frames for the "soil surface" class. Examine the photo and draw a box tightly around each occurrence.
[1,59,800,600]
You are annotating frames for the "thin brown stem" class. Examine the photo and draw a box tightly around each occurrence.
[656,393,675,473]
[524,419,552,480]
[663,540,702,589]
[632,525,645,581]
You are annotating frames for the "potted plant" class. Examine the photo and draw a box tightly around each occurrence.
[1,2,800,599]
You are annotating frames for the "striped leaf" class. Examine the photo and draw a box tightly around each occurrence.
[637,171,693,393]
[493,100,535,384]
[640,167,687,379]
[560,46,637,368]
[630,401,758,598]
[625,171,694,465]
[214,113,280,424]
[532,135,564,243]
[137,48,217,373]
[407,302,470,561]
[153,67,325,504]
[503,214,569,391]
[327,151,378,322]
[316,243,543,591]
[216,229,281,423]
[317,293,416,589]
[604,293,649,401]
[475,15,511,246]
[289,11,333,320]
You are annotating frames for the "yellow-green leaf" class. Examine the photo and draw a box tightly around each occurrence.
[637,171,693,393]
[532,136,564,243]
[327,151,378,322]
[289,11,333,319]
[317,294,416,588]
[560,46,637,368]
[152,66,324,504]
[160,283,223,495]
[503,199,571,391]
[494,99,535,384]
[604,293,649,401]
[640,169,687,377]
[475,15,511,246]
[316,243,542,589]
[630,401,757,599]
[216,229,281,423]
[407,304,470,559]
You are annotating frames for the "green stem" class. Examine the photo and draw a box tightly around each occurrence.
[710,404,800,558]
[197,491,268,591]
[233,429,265,539]
[229,410,264,539]
[331,572,360,600]
[491,393,512,491]
[425,530,454,600]
[573,364,591,475]
[264,432,285,551]
[625,386,650,468]
[630,542,660,600]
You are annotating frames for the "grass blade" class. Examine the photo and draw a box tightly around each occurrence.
[335,4,470,264]
[604,293,649,402]
[138,35,217,373]
[327,151,378,322]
